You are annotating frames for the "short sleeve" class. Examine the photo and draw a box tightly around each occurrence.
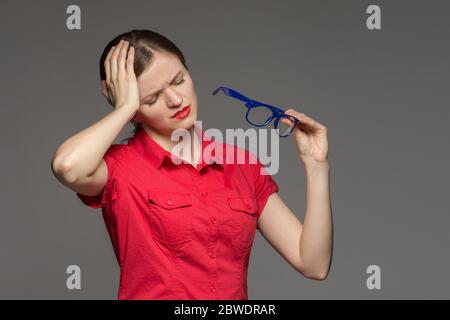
[76,146,119,209]
[252,158,279,220]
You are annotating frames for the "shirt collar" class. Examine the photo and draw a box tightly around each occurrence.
[128,125,223,171]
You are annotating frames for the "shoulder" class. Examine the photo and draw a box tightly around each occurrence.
[101,144,134,177]
[104,143,132,162]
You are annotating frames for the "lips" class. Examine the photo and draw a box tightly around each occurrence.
[172,105,191,119]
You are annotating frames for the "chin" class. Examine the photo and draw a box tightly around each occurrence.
[176,108,197,127]
[164,117,195,136]
[178,117,196,131]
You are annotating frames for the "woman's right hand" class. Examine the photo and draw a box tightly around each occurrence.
[103,39,141,112]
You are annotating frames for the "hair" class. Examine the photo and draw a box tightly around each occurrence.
[99,29,189,144]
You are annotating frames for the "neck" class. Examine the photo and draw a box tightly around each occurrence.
[141,125,201,166]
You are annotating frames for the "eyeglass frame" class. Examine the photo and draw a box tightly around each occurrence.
[212,86,299,137]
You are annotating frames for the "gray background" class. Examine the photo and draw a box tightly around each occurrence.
[1,0,449,299]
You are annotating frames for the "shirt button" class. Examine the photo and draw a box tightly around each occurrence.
[167,199,173,206]
[211,217,217,224]
[201,191,208,197]
[210,285,216,293]
[208,251,215,258]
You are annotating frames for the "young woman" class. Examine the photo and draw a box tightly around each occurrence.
[51,29,333,300]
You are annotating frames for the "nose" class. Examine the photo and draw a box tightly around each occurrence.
[163,87,183,107]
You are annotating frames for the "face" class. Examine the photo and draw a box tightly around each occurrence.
[133,50,198,137]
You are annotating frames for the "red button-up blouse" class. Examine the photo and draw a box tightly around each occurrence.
[76,125,279,300]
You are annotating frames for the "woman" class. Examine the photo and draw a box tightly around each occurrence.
[51,29,333,300]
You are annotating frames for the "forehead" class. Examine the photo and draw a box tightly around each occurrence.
[137,51,183,94]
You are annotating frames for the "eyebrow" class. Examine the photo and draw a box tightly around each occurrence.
[143,70,184,101]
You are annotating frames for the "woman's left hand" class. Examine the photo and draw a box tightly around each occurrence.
[281,109,329,164]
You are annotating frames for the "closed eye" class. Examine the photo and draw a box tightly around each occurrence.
[146,78,185,105]
[173,78,185,86]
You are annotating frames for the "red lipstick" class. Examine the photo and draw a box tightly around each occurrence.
[172,105,191,119]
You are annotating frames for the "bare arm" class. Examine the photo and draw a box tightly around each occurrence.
[51,39,140,196]
[256,108,333,279]
[51,106,137,191]
[257,161,333,280]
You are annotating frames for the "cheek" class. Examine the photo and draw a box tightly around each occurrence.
[185,78,196,95]
[139,106,162,122]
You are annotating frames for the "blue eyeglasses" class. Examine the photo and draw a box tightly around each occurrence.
[212,86,299,137]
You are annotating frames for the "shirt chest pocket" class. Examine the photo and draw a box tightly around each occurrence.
[147,190,193,246]
[227,195,259,252]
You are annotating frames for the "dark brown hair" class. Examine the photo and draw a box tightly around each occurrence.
[99,29,189,143]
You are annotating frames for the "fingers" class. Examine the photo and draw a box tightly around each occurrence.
[110,39,128,80]
[284,109,327,132]
[118,40,129,77]
[105,39,134,81]
[104,45,115,85]
[110,40,122,80]
[280,115,296,127]
[126,46,135,78]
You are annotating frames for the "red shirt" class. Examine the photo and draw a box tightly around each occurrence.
[76,125,279,300]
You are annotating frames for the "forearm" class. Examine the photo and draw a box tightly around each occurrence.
[51,106,136,183]
[299,159,333,279]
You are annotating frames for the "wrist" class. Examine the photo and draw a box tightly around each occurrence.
[115,104,139,121]
[301,156,329,170]
[116,103,139,112]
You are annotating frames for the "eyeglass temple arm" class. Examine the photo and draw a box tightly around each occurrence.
[213,87,291,115]
[213,86,259,108]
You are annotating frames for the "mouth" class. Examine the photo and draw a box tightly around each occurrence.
[171,105,191,119]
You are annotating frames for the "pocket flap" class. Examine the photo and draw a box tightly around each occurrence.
[148,190,192,209]
[227,196,258,215]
